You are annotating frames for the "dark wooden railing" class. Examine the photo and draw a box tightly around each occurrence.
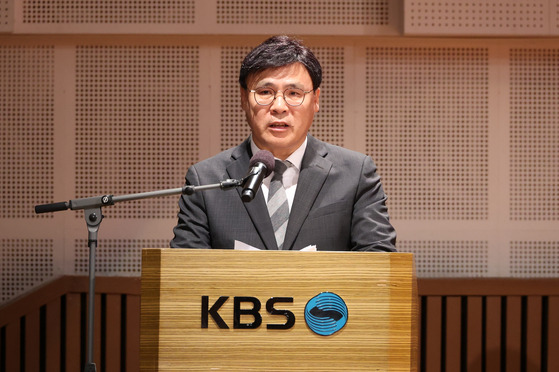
[1,276,558,371]
[0,277,140,372]
[419,279,559,372]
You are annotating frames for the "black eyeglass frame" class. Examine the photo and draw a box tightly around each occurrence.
[249,87,314,107]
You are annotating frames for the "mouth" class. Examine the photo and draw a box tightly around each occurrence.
[269,122,289,128]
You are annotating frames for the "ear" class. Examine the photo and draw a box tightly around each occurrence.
[240,87,249,113]
[313,88,320,113]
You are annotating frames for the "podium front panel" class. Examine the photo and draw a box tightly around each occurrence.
[141,249,417,371]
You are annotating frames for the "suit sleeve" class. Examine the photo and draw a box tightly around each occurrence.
[170,166,212,248]
[351,156,397,252]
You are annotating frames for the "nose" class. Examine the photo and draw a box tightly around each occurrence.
[270,92,288,113]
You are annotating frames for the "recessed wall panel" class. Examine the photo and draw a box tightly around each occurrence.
[365,47,490,220]
[74,238,168,275]
[1,45,55,218]
[509,48,559,221]
[216,0,389,25]
[399,240,489,277]
[1,239,54,302]
[510,241,559,277]
[405,0,550,36]
[75,45,200,219]
[22,0,195,24]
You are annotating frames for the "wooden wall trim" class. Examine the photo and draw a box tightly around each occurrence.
[3,276,558,326]
[0,276,140,328]
[419,278,559,296]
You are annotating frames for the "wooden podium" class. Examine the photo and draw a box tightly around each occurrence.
[140,249,418,371]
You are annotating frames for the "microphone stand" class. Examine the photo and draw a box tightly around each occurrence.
[34,179,242,372]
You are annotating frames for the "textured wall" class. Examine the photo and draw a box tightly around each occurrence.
[1,0,558,304]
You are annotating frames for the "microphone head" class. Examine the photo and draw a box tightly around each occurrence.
[249,150,275,177]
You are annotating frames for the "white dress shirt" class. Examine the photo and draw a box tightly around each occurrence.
[250,137,307,212]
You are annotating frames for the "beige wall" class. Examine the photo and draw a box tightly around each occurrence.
[1,0,558,305]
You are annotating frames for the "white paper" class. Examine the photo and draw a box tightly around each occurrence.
[234,240,261,251]
[234,240,317,251]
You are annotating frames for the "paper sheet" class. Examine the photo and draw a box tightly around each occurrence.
[234,240,316,251]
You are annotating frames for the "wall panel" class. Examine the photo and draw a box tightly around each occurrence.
[1,45,55,219]
[509,48,559,221]
[9,0,400,35]
[404,0,554,36]
[365,46,490,220]
[74,45,200,219]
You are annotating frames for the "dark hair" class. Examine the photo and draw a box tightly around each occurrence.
[239,35,322,91]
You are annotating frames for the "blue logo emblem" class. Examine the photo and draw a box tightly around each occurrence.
[304,292,348,336]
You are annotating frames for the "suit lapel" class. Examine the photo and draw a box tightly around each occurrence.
[227,140,278,250]
[283,136,331,250]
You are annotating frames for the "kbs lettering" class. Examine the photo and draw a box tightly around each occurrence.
[201,296,295,330]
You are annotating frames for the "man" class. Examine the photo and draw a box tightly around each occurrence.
[171,35,396,252]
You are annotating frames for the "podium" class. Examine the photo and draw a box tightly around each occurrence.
[140,249,418,371]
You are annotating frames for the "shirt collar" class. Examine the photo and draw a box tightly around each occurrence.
[250,136,307,171]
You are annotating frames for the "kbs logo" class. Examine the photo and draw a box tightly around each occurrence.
[304,292,348,336]
[201,292,348,336]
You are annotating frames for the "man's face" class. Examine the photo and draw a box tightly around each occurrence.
[240,63,320,160]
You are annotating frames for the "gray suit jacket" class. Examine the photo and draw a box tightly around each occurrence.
[170,135,396,251]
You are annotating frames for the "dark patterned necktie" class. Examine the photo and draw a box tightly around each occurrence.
[267,160,290,250]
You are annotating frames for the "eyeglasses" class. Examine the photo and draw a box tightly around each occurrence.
[250,87,314,107]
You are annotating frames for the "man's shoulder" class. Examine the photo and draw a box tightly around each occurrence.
[195,147,235,167]
[193,140,249,169]
[309,136,369,163]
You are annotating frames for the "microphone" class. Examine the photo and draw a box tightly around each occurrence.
[241,150,275,202]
